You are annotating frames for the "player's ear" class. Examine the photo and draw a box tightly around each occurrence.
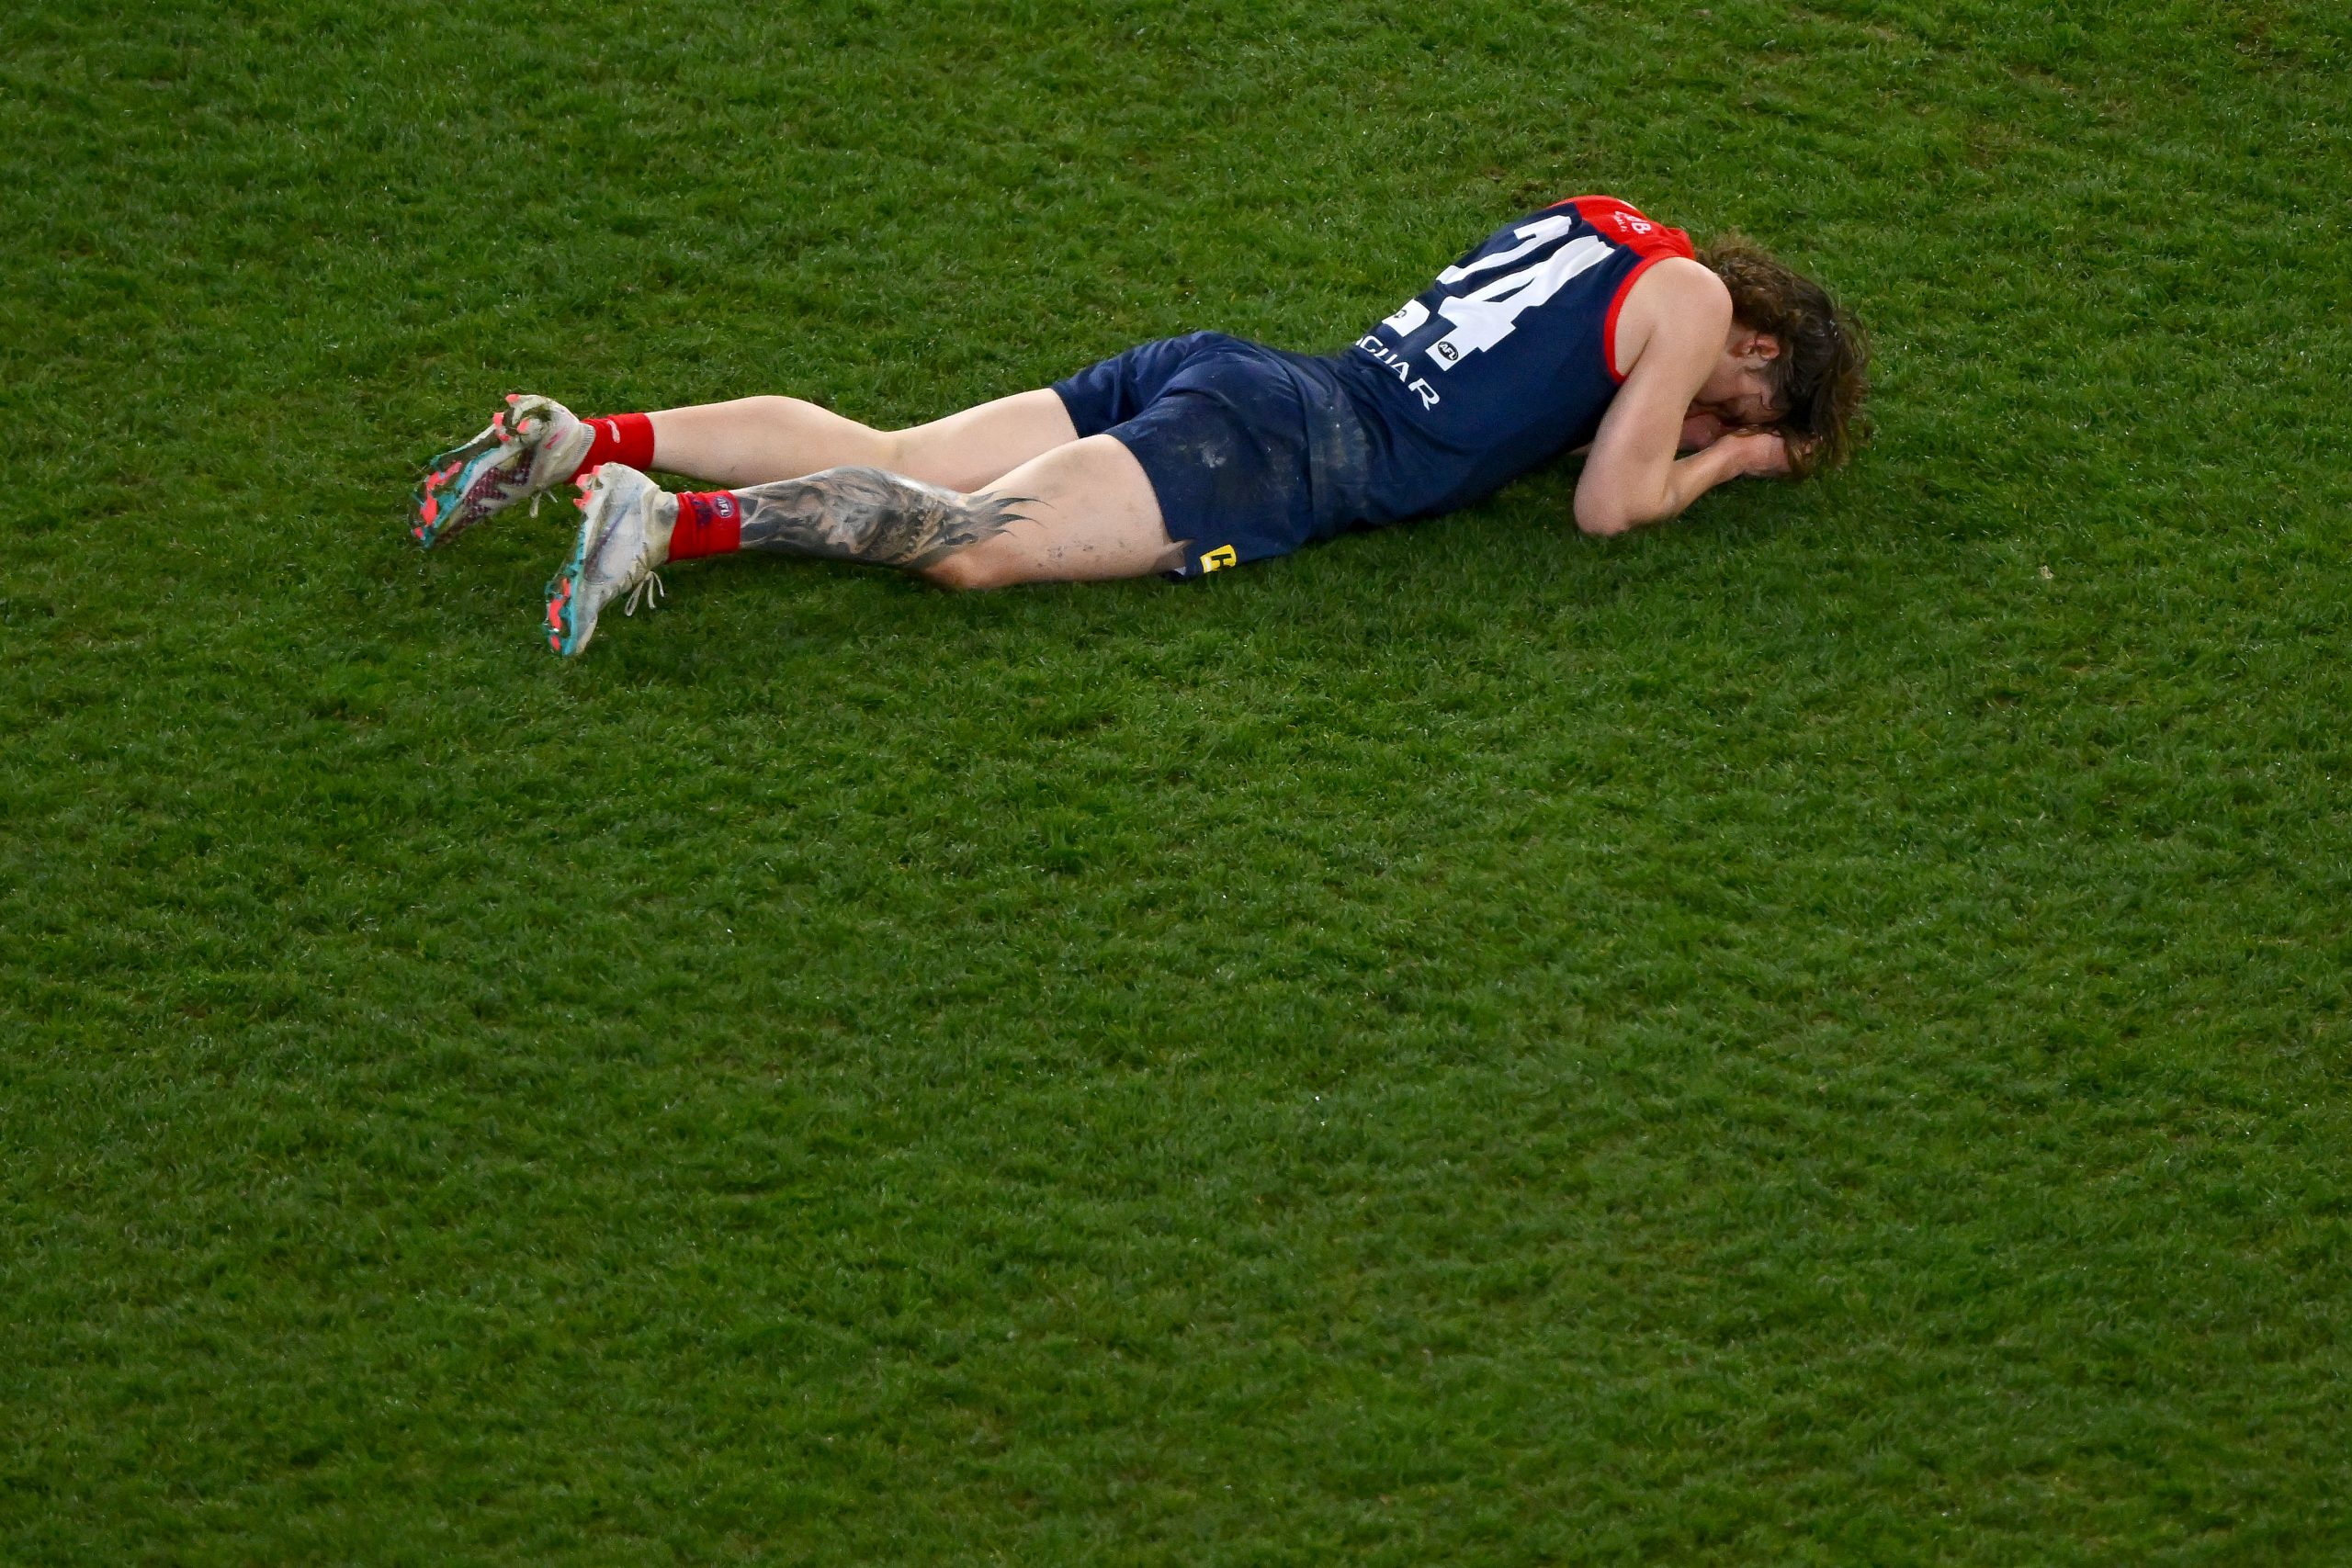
[1738,330,1784,368]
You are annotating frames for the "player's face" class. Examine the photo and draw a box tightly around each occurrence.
[1690,331,1786,433]
[1690,372,1781,430]
[1679,373,1782,451]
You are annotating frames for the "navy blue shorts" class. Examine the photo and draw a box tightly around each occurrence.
[1052,332,1376,580]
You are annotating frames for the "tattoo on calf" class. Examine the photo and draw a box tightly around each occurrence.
[732,467,1030,570]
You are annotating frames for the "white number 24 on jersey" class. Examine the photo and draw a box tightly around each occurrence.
[1380,217,1611,370]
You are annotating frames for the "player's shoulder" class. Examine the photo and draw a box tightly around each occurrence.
[1629,254,1729,308]
[1624,255,1734,337]
[1613,257,1732,378]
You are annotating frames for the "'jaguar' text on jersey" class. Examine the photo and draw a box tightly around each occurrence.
[1353,336,1441,409]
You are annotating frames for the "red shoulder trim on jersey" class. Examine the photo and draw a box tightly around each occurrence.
[1547,196,1698,382]
[1552,195,1696,260]
[1602,254,1675,384]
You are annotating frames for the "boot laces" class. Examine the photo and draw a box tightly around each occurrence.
[624,571,667,616]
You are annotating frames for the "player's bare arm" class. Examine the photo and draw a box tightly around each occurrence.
[1575,257,1785,537]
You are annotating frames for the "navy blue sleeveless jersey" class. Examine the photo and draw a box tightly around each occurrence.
[1051,197,1694,577]
[1317,195,1696,525]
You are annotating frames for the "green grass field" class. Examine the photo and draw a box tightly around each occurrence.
[6,0,2349,1560]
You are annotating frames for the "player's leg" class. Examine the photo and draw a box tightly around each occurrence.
[416,388,1078,547]
[543,435,1175,654]
[698,432,1173,584]
[915,435,1179,588]
[644,388,1079,491]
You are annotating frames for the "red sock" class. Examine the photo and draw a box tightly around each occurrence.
[669,491,743,560]
[571,412,657,479]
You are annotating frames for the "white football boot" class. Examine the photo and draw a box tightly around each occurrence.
[413,394,597,548]
[544,464,677,657]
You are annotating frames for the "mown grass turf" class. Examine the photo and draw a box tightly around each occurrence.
[5,0,2349,1561]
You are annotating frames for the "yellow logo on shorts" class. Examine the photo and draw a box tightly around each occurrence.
[1201,546,1238,573]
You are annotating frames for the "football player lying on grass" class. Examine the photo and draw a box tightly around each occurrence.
[413,196,1868,656]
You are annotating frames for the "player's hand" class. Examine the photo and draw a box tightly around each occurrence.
[1679,411,1727,452]
[1716,429,1794,478]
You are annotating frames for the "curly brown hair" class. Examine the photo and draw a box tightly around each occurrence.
[1698,234,1870,478]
